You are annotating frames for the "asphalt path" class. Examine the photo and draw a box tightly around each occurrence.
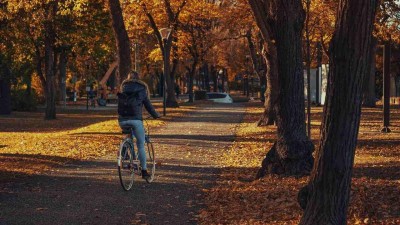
[0,103,245,225]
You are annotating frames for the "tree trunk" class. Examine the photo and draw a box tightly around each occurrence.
[245,11,277,126]
[204,63,210,91]
[0,60,11,115]
[362,36,377,107]
[164,43,179,107]
[258,43,278,126]
[299,1,378,224]
[108,0,131,81]
[44,3,57,120]
[187,59,197,103]
[59,48,67,105]
[249,0,314,177]
[212,66,217,92]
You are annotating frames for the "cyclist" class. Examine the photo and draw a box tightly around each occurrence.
[118,71,160,180]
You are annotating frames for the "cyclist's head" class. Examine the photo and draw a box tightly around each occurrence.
[128,71,139,80]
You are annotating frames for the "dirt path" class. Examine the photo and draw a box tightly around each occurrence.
[0,103,245,225]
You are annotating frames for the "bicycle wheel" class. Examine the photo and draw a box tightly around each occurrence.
[118,138,134,191]
[145,142,155,183]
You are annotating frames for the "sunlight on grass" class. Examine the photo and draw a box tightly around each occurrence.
[0,105,196,180]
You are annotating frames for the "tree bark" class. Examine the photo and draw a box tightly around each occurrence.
[245,29,276,126]
[249,0,314,177]
[164,42,179,107]
[362,36,377,107]
[258,43,278,126]
[44,2,57,120]
[299,1,378,224]
[108,0,131,81]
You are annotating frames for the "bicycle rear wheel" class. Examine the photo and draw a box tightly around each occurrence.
[145,142,155,183]
[118,139,134,191]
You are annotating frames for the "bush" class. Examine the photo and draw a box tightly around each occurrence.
[194,90,207,100]
[11,89,38,111]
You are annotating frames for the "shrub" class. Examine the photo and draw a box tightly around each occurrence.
[11,88,38,111]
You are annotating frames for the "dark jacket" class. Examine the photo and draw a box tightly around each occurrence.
[118,79,159,121]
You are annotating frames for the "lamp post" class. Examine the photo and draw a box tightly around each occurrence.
[133,41,139,72]
[382,41,391,133]
[159,28,172,116]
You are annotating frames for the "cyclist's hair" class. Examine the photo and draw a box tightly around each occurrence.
[128,71,139,80]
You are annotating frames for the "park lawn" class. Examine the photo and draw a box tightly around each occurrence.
[0,103,196,181]
[200,103,400,225]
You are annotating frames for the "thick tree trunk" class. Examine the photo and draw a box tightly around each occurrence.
[44,3,57,120]
[249,0,314,177]
[299,1,378,224]
[362,37,377,107]
[108,0,131,81]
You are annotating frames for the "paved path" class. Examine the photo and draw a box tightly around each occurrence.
[0,104,245,225]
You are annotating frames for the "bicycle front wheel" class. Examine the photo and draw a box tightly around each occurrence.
[145,142,155,183]
[118,138,134,191]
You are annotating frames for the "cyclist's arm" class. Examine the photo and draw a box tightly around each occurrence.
[143,96,160,119]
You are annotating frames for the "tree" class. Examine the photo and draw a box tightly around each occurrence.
[248,0,314,177]
[43,1,58,119]
[245,28,277,126]
[298,1,378,224]
[0,2,11,115]
[7,0,60,119]
[362,37,377,107]
[0,54,11,115]
[108,0,131,81]
[179,1,221,102]
[141,0,187,107]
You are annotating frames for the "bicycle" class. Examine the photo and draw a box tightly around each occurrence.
[117,117,155,191]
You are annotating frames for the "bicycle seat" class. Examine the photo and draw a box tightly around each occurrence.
[121,126,134,134]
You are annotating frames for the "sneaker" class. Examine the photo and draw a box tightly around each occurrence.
[142,170,151,180]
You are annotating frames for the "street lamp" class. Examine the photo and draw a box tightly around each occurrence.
[159,28,172,116]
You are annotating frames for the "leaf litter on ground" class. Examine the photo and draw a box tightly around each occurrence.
[199,103,400,225]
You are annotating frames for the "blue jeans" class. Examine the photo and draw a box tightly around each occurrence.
[119,120,147,170]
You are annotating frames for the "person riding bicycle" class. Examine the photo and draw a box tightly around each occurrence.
[118,71,160,180]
